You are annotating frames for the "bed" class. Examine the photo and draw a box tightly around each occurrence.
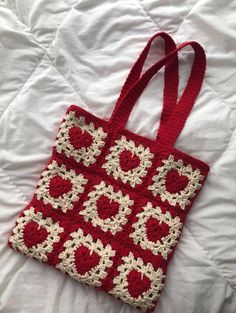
[0,1,236,312]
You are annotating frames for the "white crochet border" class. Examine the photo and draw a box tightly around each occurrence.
[130,202,183,259]
[80,181,134,235]
[109,252,165,311]
[55,111,107,167]
[148,155,204,209]
[35,160,88,213]
[9,207,64,262]
[56,228,115,287]
[102,135,154,187]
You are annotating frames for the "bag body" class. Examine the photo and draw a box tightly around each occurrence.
[8,32,209,313]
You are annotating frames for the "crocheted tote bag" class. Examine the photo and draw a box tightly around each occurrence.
[8,32,209,313]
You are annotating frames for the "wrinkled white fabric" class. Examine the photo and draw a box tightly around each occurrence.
[0,1,236,312]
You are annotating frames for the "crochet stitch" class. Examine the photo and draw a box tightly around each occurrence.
[8,32,209,313]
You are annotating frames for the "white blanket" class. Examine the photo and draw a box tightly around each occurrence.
[0,1,236,312]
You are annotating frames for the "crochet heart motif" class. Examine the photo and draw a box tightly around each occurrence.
[74,246,101,275]
[69,127,93,150]
[146,217,170,242]
[49,175,72,198]
[127,269,151,298]
[23,221,48,248]
[96,195,120,219]
[165,169,189,193]
[119,150,140,172]
[8,32,209,313]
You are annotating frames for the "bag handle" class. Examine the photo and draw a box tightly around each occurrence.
[109,41,206,147]
[113,32,179,139]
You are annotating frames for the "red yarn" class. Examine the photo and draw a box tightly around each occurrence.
[23,221,48,248]
[96,195,120,219]
[119,149,141,171]
[146,218,170,242]
[69,127,93,150]
[165,169,189,194]
[127,270,151,298]
[49,175,72,198]
[74,246,101,275]
[8,32,210,313]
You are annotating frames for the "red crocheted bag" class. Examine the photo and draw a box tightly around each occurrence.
[8,32,209,312]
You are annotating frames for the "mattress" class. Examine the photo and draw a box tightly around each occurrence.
[0,1,236,312]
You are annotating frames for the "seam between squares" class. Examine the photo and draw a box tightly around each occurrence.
[3,0,236,120]
[0,9,233,171]
[1,0,235,274]
[2,2,236,212]
[0,54,230,292]
[0,1,235,297]
[185,224,236,294]
[45,49,234,169]
[1,102,235,296]
[2,166,236,296]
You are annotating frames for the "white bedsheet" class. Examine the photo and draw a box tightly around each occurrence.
[0,1,236,312]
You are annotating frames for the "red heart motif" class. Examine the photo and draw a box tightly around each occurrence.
[96,195,120,219]
[119,149,140,172]
[127,270,151,298]
[146,217,170,242]
[69,127,93,150]
[165,169,189,194]
[23,221,48,248]
[49,175,72,198]
[74,246,101,275]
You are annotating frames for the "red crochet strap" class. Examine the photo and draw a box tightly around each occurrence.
[112,32,179,140]
[110,41,206,147]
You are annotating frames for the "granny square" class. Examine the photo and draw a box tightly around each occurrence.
[8,32,210,313]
